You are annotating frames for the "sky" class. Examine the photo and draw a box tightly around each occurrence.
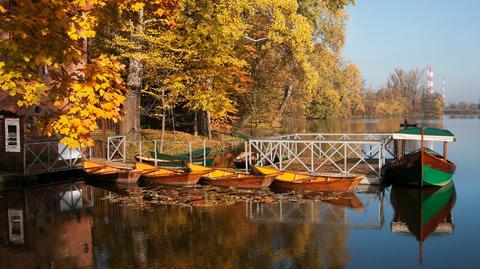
[343,0,480,103]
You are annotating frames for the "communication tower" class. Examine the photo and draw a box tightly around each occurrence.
[427,66,434,94]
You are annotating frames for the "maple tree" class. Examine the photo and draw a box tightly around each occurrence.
[0,0,177,148]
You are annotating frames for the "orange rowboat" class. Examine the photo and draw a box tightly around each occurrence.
[83,160,142,184]
[136,162,208,186]
[186,163,277,190]
[252,166,363,192]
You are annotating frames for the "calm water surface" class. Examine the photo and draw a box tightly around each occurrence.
[1,116,479,268]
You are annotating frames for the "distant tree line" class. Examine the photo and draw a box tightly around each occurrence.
[360,68,445,118]
[445,101,480,114]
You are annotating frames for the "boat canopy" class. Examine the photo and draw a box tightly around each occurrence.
[392,127,456,142]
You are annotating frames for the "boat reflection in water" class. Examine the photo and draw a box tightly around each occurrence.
[390,181,456,263]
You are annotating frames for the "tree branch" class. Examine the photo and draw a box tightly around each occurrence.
[244,35,268,43]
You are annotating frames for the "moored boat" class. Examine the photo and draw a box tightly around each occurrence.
[150,147,212,160]
[252,166,363,192]
[136,155,214,167]
[135,162,208,186]
[233,151,257,169]
[186,163,277,189]
[83,160,142,184]
[384,127,456,187]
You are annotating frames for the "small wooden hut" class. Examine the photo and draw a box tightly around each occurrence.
[0,92,54,174]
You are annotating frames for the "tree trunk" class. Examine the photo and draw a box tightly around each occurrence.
[199,111,206,136]
[277,85,293,120]
[160,89,165,152]
[236,114,251,129]
[123,9,144,141]
[170,107,176,134]
[205,78,213,139]
[206,111,212,140]
[193,111,198,136]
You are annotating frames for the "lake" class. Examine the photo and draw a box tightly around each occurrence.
[1,116,479,268]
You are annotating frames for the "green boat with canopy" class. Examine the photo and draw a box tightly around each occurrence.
[392,127,456,142]
[384,127,456,187]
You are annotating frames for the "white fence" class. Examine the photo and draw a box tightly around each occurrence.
[247,133,394,181]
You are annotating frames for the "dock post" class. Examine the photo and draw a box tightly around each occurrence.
[139,140,142,162]
[189,142,192,163]
[248,142,252,167]
[378,142,382,174]
[344,142,347,174]
[244,141,248,173]
[123,137,126,162]
[279,142,283,170]
[310,142,314,173]
[154,140,158,166]
[106,138,110,161]
[203,140,206,166]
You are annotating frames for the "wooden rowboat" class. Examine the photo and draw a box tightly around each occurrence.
[149,147,212,160]
[135,162,208,186]
[83,160,142,184]
[384,127,456,187]
[186,163,276,189]
[233,151,257,169]
[252,166,363,192]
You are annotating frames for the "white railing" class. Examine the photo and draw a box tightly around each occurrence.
[247,133,394,179]
[23,140,87,175]
[129,139,211,165]
[107,136,126,162]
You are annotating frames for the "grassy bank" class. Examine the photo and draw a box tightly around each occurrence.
[123,129,247,162]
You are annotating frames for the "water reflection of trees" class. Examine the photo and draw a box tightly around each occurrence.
[91,188,384,269]
[0,182,385,269]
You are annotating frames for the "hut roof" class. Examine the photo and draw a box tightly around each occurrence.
[0,92,25,115]
[0,92,54,116]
